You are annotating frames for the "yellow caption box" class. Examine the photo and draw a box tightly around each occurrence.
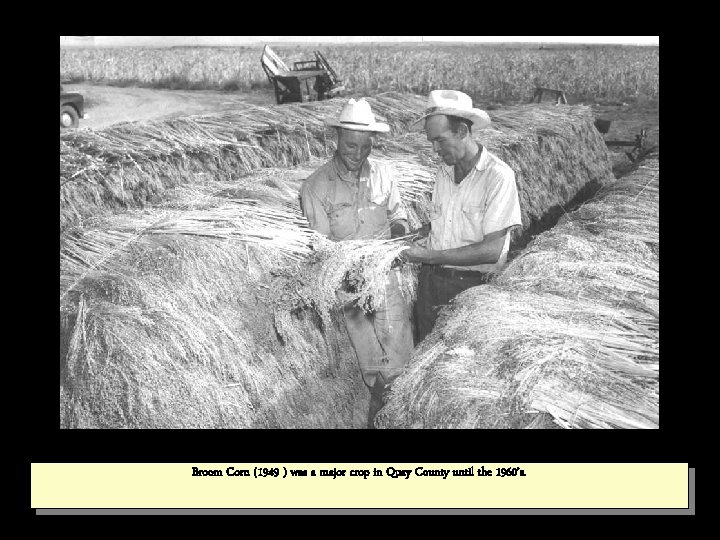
[31,463,689,509]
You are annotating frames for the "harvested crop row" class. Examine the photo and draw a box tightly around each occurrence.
[60,103,618,429]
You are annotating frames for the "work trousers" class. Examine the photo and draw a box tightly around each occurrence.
[414,264,491,344]
[342,268,414,389]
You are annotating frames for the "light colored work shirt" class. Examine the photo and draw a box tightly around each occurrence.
[428,146,522,273]
[300,155,407,241]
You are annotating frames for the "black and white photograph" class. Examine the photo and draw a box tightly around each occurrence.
[59,35,660,430]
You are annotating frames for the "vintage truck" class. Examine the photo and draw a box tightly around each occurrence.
[60,85,87,128]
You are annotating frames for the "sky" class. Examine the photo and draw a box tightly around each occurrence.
[61,36,659,47]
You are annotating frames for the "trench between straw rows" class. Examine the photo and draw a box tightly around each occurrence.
[59,97,652,429]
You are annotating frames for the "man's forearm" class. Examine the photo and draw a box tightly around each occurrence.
[405,229,508,266]
[424,241,500,266]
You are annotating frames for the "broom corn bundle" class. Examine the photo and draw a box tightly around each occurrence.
[303,236,415,319]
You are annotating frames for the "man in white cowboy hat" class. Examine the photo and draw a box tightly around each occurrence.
[300,98,413,428]
[402,90,522,343]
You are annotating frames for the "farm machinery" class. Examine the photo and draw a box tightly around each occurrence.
[261,45,345,104]
[531,86,650,162]
[593,118,648,163]
[60,84,87,129]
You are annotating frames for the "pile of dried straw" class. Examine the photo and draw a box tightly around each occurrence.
[60,160,424,428]
[60,99,618,429]
[61,166,360,428]
[376,159,659,429]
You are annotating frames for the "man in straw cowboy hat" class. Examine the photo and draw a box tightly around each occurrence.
[300,98,413,428]
[402,90,522,343]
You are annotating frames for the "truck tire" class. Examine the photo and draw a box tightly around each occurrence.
[60,105,79,128]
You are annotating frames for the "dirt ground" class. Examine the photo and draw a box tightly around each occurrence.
[64,83,658,175]
[63,83,276,130]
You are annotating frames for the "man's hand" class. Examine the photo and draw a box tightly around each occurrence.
[401,244,434,264]
[409,223,431,239]
[390,220,410,239]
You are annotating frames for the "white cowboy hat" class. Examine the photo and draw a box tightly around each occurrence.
[411,90,492,131]
[324,98,390,133]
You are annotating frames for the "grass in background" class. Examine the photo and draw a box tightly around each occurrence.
[60,44,659,103]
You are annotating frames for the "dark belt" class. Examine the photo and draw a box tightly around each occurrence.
[424,264,491,282]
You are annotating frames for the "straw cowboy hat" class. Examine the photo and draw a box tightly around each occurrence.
[411,90,491,130]
[324,98,390,133]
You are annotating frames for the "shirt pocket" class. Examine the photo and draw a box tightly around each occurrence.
[326,202,357,240]
[361,199,389,232]
[460,204,484,243]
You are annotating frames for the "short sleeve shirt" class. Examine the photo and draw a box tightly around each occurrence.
[428,147,522,273]
[300,155,407,241]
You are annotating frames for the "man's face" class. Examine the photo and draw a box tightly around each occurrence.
[337,128,373,172]
[425,115,466,166]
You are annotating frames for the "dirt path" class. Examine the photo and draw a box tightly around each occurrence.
[64,83,276,130]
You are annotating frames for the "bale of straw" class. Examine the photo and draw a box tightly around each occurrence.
[376,157,659,429]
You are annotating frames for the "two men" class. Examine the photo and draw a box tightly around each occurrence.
[403,90,522,342]
[299,98,414,428]
[300,91,522,426]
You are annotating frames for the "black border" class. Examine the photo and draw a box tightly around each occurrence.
[26,27,699,518]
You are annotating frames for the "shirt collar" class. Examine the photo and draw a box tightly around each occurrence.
[332,154,370,183]
[475,145,489,172]
[440,146,488,180]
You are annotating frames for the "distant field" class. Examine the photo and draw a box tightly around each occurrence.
[60,44,659,103]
